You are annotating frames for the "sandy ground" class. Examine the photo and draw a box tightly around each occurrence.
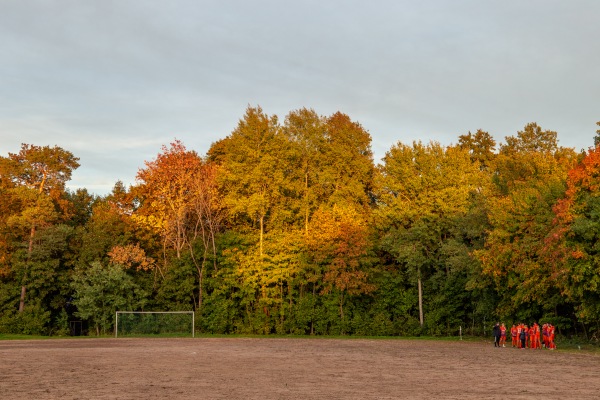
[1,337,599,399]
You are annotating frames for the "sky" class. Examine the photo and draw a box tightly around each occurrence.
[1,0,599,195]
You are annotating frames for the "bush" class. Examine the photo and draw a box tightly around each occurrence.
[0,301,50,335]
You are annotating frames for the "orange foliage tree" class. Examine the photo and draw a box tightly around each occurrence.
[108,243,155,271]
[546,146,600,323]
[134,140,202,260]
[304,205,375,327]
[476,123,577,318]
[134,140,224,309]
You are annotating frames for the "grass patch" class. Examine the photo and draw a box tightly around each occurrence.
[0,333,112,340]
[0,332,476,341]
[3,332,597,355]
[116,332,194,338]
[554,338,600,353]
[0,334,56,340]
[190,333,485,342]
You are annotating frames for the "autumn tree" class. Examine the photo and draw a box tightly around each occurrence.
[134,140,202,260]
[374,141,486,328]
[322,112,374,210]
[0,182,21,277]
[304,205,375,330]
[134,141,228,310]
[208,106,287,258]
[205,108,377,333]
[546,147,600,327]
[458,129,496,169]
[283,108,328,234]
[108,243,155,272]
[188,161,225,308]
[0,144,79,312]
[476,123,577,320]
[78,182,138,266]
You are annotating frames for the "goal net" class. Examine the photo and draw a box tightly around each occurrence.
[115,311,195,338]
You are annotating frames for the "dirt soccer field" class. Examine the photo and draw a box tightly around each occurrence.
[1,337,599,399]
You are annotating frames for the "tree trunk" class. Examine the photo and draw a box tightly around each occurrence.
[28,225,35,254]
[18,286,26,312]
[418,267,424,327]
[582,321,588,340]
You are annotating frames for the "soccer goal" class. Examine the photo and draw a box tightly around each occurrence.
[115,311,195,338]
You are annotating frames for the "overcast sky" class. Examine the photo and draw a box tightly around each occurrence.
[1,0,599,195]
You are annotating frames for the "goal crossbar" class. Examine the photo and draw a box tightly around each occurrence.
[115,311,195,338]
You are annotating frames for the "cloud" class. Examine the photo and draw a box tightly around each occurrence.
[1,0,599,194]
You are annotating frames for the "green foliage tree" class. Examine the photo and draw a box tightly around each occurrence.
[71,261,146,336]
[64,188,96,228]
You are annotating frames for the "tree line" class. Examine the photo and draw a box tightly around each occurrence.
[1,106,600,339]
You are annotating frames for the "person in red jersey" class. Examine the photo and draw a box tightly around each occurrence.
[511,324,518,348]
[534,323,542,350]
[542,323,549,348]
[529,323,536,349]
[529,325,536,349]
[548,324,556,350]
[499,323,507,347]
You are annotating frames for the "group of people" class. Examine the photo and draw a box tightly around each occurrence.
[492,322,556,350]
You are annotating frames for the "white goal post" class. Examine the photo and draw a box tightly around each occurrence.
[115,311,195,338]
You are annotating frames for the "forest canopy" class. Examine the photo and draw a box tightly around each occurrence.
[1,108,599,339]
